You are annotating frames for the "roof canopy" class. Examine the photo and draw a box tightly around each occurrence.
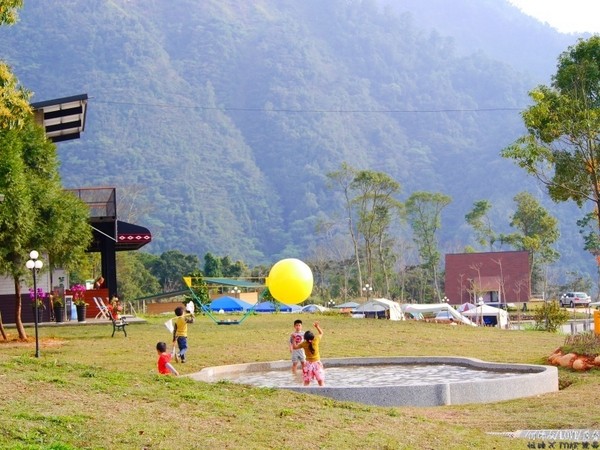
[31,94,88,143]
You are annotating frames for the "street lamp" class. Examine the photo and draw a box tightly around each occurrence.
[442,296,449,304]
[229,287,241,298]
[362,283,373,302]
[26,250,43,358]
[327,300,336,309]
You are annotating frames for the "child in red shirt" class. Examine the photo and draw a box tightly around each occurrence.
[156,341,179,376]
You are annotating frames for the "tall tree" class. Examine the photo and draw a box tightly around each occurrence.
[327,163,364,290]
[350,170,401,297]
[502,36,600,261]
[405,191,451,302]
[465,200,499,251]
[0,116,92,339]
[504,191,560,294]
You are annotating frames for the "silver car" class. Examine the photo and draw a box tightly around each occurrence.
[559,292,591,308]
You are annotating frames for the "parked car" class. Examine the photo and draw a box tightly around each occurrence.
[559,292,591,308]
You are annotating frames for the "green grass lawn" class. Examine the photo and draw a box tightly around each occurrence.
[1,313,598,449]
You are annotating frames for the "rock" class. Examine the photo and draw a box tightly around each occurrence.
[558,353,577,367]
[572,358,588,371]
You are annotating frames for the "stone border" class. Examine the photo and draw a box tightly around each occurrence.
[187,356,558,407]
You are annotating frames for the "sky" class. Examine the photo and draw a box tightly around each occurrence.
[508,0,600,33]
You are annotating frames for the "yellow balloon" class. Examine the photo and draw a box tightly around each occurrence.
[266,258,313,305]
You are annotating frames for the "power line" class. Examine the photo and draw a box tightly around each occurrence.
[90,98,524,114]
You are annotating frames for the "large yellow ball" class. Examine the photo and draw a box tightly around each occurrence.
[266,258,313,305]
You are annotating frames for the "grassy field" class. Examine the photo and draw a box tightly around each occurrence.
[1,312,599,449]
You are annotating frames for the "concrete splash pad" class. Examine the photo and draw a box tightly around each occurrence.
[188,356,558,407]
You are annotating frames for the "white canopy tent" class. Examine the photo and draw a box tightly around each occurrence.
[401,303,476,326]
[354,298,405,320]
[461,304,509,328]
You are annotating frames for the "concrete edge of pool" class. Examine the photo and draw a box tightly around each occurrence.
[187,356,559,407]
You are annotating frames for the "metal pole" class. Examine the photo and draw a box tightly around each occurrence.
[33,267,40,358]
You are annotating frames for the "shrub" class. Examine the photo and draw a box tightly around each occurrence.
[533,300,569,332]
[562,332,600,357]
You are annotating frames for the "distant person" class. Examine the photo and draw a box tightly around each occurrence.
[107,295,123,320]
[156,341,179,376]
[94,276,105,289]
[172,305,194,363]
[289,319,306,374]
[292,321,324,386]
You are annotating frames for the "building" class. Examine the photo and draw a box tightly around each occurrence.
[444,251,530,304]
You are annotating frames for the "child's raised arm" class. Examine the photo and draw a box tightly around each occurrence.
[314,322,323,336]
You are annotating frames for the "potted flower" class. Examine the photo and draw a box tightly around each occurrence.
[71,284,87,322]
[50,292,65,323]
[29,288,45,323]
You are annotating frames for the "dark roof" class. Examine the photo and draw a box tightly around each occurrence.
[116,220,152,251]
[31,94,88,143]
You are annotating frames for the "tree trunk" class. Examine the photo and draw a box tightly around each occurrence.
[0,312,7,340]
[13,276,27,340]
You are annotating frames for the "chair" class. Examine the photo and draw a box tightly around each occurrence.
[109,314,128,337]
[93,297,110,320]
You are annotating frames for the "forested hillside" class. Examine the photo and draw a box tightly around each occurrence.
[0,0,593,276]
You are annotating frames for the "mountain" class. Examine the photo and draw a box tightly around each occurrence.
[0,0,593,277]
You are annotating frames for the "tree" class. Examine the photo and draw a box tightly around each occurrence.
[501,36,600,261]
[405,191,451,302]
[0,0,22,26]
[203,252,223,277]
[116,252,161,301]
[0,1,29,131]
[327,163,402,298]
[465,200,499,251]
[147,250,200,292]
[0,116,92,339]
[350,169,401,296]
[327,163,364,290]
[503,192,560,294]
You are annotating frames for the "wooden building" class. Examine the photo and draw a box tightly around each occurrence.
[444,251,530,304]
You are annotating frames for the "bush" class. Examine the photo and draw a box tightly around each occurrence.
[562,332,600,357]
[533,300,569,332]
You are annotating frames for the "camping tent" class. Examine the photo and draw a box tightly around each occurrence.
[401,303,476,326]
[461,304,509,328]
[457,302,476,313]
[254,301,301,313]
[353,298,404,320]
[334,301,359,311]
[209,296,253,312]
[302,304,327,313]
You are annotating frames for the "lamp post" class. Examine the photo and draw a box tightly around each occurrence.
[229,287,241,298]
[327,299,336,309]
[26,250,43,358]
[442,296,449,304]
[362,283,373,302]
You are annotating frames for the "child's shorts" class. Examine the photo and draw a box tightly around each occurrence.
[291,349,305,363]
[303,361,324,383]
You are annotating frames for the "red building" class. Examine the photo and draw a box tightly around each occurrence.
[444,251,530,304]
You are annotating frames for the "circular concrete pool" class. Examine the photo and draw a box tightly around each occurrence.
[188,356,558,407]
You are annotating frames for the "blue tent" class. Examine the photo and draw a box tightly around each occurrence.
[254,301,300,313]
[209,296,253,312]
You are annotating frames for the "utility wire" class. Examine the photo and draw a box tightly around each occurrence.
[90,98,524,114]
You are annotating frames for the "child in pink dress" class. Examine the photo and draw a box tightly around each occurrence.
[292,321,324,386]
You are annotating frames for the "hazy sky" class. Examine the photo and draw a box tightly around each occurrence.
[508,0,600,33]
